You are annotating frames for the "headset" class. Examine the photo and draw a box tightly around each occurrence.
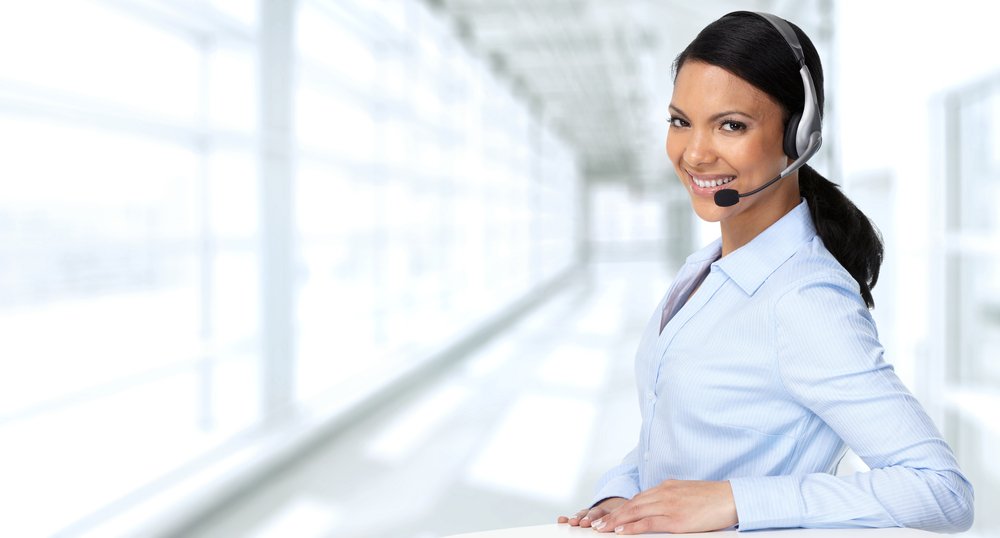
[713,12,824,207]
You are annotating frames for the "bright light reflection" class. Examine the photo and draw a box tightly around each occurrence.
[0,0,200,122]
[246,497,341,538]
[465,394,597,504]
[573,291,627,337]
[365,383,469,463]
[535,345,610,392]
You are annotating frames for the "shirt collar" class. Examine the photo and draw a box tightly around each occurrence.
[689,199,817,296]
[685,236,723,264]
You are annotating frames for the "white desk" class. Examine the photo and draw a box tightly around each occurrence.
[444,524,936,537]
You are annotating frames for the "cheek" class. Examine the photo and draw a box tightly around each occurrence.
[666,133,683,163]
[753,127,788,165]
[732,138,783,172]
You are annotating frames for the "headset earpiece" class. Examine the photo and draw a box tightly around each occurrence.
[784,112,802,159]
[752,12,822,164]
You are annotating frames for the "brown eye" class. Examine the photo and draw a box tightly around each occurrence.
[721,120,746,132]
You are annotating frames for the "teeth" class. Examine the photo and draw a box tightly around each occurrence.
[691,175,735,189]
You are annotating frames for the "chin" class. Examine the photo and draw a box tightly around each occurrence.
[690,197,728,223]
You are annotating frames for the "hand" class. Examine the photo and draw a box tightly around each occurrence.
[557,497,627,528]
[589,480,738,534]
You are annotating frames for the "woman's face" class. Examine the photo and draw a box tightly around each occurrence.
[666,61,794,223]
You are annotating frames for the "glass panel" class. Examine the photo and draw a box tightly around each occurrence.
[952,89,1000,235]
[209,0,259,27]
[212,250,259,346]
[295,1,376,85]
[208,44,258,133]
[295,81,375,158]
[209,149,258,240]
[0,123,202,385]
[0,2,264,532]
[286,0,580,438]
[295,161,379,402]
[942,78,1000,536]
[0,0,200,123]
[956,254,1000,386]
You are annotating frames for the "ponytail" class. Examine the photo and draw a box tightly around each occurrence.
[798,165,884,309]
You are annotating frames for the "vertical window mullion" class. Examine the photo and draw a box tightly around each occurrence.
[197,34,215,432]
[258,0,295,421]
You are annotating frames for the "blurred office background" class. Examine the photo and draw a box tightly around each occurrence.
[0,0,998,536]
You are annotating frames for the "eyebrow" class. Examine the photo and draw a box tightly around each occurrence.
[669,104,757,121]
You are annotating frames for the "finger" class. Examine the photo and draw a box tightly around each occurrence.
[558,515,576,525]
[591,500,661,532]
[579,507,608,528]
[612,516,671,535]
[559,508,589,526]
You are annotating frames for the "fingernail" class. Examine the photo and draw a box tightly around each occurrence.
[615,526,624,534]
[593,519,605,530]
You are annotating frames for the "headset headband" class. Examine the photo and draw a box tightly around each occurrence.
[749,11,823,162]
[754,12,806,67]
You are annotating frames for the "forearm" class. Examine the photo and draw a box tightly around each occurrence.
[729,465,974,532]
[769,281,975,533]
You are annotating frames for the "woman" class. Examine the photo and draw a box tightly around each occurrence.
[556,11,974,535]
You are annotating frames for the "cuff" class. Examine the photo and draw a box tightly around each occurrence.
[729,475,804,531]
[590,476,640,508]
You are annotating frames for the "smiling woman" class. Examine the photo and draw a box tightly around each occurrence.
[557,10,974,536]
[667,62,795,251]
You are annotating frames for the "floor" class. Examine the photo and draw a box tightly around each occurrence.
[184,260,675,538]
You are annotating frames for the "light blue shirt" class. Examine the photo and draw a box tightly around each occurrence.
[592,200,974,532]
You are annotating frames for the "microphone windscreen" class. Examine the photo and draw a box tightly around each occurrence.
[714,189,740,207]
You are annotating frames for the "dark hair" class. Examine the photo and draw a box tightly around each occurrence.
[673,11,883,308]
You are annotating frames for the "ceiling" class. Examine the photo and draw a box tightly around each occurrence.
[429,0,833,190]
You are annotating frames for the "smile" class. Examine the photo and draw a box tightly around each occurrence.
[687,171,736,190]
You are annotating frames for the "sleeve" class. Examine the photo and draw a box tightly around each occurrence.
[589,443,641,507]
[728,277,975,533]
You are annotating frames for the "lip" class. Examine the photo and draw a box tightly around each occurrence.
[685,170,737,197]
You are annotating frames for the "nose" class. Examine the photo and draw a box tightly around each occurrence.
[682,129,717,168]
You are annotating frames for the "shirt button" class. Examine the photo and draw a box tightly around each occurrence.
[647,391,656,402]
[644,452,650,461]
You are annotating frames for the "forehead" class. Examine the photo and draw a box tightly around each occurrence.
[672,61,780,117]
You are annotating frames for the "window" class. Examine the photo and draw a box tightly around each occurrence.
[0,1,259,535]
[933,74,1000,533]
[290,0,580,405]
[0,1,580,534]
